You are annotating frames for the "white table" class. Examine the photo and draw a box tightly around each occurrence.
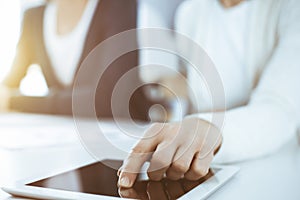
[0,113,299,200]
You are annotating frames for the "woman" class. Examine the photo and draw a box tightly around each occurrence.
[118,0,300,189]
[1,0,150,120]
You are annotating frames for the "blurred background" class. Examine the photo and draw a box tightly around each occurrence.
[0,0,48,97]
[0,0,186,121]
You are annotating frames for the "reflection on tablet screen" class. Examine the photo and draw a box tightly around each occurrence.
[27,160,217,199]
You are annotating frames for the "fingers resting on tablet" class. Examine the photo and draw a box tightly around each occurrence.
[117,117,222,188]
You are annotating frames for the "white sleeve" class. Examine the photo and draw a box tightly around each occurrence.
[189,0,300,163]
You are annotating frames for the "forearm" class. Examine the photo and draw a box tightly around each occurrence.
[0,84,11,111]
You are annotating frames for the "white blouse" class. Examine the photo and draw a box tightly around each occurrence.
[187,0,254,112]
[43,0,98,86]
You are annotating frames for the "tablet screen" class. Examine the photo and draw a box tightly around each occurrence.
[27,160,216,199]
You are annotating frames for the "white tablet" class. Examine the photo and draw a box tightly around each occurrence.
[3,160,238,200]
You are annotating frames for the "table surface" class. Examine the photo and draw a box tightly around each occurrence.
[0,113,299,200]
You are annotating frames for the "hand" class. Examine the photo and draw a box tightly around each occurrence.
[117,117,222,188]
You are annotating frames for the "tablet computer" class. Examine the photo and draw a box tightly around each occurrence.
[3,159,238,200]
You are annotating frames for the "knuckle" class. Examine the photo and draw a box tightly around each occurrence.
[151,157,170,169]
[166,171,182,180]
[148,123,164,132]
[151,150,172,167]
[193,166,209,177]
[131,142,150,154]
[184,173,199,181]
[147,171,163,181]
[131,145,145,154]
[143,123,166,140]
[171,161,189,173]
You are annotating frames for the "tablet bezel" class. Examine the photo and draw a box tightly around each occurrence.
[2,160,239,200]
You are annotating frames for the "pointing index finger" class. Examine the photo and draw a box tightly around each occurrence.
[118,136,158,188]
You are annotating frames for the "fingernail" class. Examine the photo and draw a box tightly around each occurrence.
[119,176,131,188]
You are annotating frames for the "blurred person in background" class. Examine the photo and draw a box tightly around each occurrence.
[0,0,150,120]
[118,0,300,190]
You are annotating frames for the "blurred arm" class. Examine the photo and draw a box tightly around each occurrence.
[3,9,33,89]
[0,9,34,111]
